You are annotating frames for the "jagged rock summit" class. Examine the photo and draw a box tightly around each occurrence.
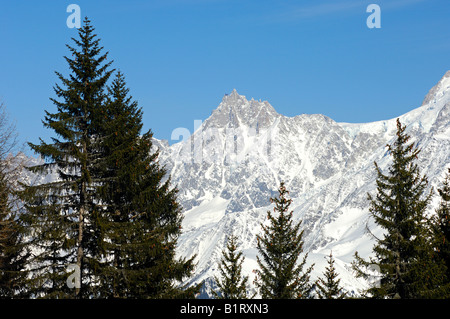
[204,89,279,131]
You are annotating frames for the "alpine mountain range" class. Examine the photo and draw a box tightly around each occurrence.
[159,70,450,297]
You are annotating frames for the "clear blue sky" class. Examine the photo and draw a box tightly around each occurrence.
[1,0,449,153]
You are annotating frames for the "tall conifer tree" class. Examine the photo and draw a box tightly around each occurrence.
[352,119,444,299]
[254,182,314,299]
[20,17,114,298]
[92,72,198,298]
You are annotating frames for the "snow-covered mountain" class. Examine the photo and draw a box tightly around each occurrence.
[155,71,450,297]
[19,71,450,297]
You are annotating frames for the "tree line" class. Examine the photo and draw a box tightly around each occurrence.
[1,18,449,299]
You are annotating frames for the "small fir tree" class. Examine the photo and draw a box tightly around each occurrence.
[254,182,314,299]
[213,235,250,299]
[315,251,346,299]
[352,119,444,299]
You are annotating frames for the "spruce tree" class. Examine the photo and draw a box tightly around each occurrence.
[19,17,114,298]
[429,168,450,297]
[315,251,346,299]
[91,71,198,298]
[213,235,250,299]
[254,182,314,299]
[352,118,443,299]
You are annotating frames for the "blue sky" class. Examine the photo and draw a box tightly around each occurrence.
[0,0,449,153]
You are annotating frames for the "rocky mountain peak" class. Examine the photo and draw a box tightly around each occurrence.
[204,89,279,131]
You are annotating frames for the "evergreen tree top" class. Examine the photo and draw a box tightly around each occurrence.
[353,119,439,299]
[213,235,250,299]
[315,251,346,299]
[255,182,314,299]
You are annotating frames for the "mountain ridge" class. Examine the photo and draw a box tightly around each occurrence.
[156,71,450,297]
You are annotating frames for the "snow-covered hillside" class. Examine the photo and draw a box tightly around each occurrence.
[154,71,450,297]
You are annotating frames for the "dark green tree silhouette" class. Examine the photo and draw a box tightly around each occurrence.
[91,71,198,298]
[353,119,444,299]
[429,168,450,297]
[20,17,114,298]
[315,251,346,299]
[213,235,250,299]
[254,182,314,299]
